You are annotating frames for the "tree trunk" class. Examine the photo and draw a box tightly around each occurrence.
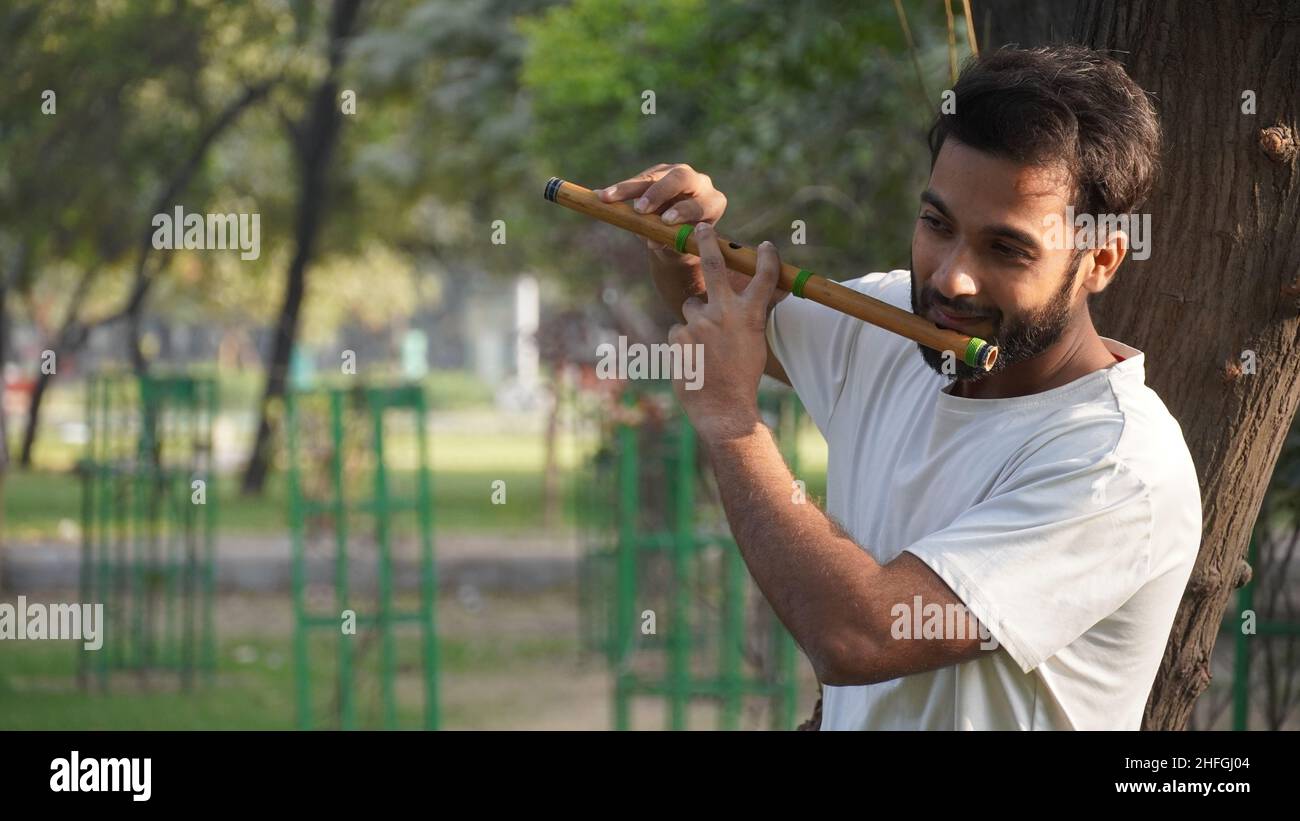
[240,246,309,495]
[240,0,364,495]
[18,319,91,468]
[0,273,10,594]
[16,268,94,469]
[17,369,52,468]
[541,364,567,530]
[973,0,1300,730]
[974,0,1067,49]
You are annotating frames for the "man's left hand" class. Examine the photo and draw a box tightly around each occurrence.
[668,222,781,443]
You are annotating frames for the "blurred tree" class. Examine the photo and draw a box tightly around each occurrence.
[240,0,561,492]
[241,0,367,494]
[0,0,279,467]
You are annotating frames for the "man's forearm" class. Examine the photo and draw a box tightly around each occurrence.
[701,421,884,678]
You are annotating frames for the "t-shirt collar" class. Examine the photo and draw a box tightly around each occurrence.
[934,337,1145,413]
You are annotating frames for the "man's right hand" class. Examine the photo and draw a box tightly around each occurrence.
[598,162,728,267]
[598,163,790,385]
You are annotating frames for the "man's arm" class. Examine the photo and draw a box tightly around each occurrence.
[665,224,989,684]
[702,421,993,685]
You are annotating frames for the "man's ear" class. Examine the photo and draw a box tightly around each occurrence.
[1081,228,1128,295]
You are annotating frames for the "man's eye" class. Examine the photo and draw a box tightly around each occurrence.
[994,243,1028,259]
[921,214,946,231]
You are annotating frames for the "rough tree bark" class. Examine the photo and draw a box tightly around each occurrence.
[241,0,364,495]
[974,0,1300,730]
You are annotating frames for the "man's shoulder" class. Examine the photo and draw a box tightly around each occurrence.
[1000,356,1199,525]
[1101,355,1199,498]
[1025,356,1202,568]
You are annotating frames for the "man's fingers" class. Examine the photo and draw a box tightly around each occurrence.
[681,295,706,323]
[667,322,693,348]
[646,238,699,266]
[599,177,654,202]
[743,241,782,317]
[692,223,735,308]
[599,164,673,202]
[636,166,698,214]
[659,197,703,225]
[657,188,726,225]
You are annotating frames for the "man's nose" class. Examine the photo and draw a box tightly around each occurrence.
[930,248,980,300]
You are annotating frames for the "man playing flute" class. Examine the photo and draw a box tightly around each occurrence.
[597,43,1201,730]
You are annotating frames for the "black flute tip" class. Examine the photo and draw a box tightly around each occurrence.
[543,177,565,202]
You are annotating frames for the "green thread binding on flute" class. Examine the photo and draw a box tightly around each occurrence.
[964,337,987,368]
[791,269,813,298]
[674,224,694,254]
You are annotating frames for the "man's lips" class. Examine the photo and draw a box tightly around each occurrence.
[928,305,990,330]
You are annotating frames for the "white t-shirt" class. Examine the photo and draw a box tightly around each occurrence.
[766,269,1202,730]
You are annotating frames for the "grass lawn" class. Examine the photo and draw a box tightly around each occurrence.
[4,427,829,541]
[0,390,830,730]
[0,591,821,730]
[0,596,587,730]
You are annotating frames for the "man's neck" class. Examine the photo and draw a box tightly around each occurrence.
[949,322,1117,400]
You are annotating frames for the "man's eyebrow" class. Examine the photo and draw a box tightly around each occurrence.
[987,224,1041,251]
[920,189,950,218]
[920,189,1041,252]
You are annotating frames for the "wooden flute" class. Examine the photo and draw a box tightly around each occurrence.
[542,177,998,372]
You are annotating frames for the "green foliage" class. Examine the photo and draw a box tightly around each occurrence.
[1,0,963,349]
[519,0,957,297]
[0,0,288,339]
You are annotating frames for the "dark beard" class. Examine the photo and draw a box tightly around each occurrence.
[909,252,1078,383]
